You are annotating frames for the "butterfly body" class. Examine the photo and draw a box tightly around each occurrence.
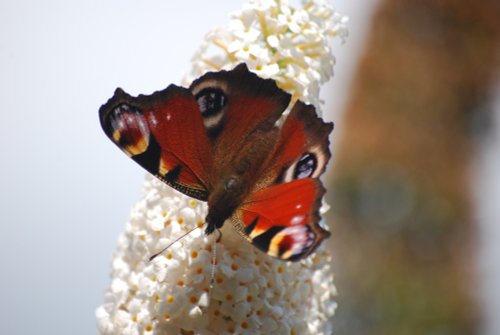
[206,123,280,234]
[100,64,333,261]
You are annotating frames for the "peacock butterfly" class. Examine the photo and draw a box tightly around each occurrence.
[99,63,332,261]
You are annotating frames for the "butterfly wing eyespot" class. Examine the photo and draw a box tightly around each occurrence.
[195,88,227,117]
[280,151,319,182]
[235,178,330,261]
[256,100,333,187]
[193,87,228,138]
[103,103,151,157]
[189,63,291,149]
[295,153,317,179]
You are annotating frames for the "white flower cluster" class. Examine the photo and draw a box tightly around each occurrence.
[185,0,348,109]
[97,1,346,334]
[97,177,337,335]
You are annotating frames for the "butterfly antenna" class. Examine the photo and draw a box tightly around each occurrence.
[148,225,200,262]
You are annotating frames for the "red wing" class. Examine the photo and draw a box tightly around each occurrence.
[189,64,291,171]
[236,178,330,261]
[99,86,212,200]
[265,100,333,185]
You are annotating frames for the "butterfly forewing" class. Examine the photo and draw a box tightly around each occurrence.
[265,100,333,186]
[189,64,291,174]
[99,86,212,200]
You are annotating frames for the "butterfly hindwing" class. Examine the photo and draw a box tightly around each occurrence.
[99,86,212,200]
[235,178,329,261]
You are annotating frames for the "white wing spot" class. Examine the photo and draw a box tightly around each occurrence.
[290,215,305,226]
[278,226,314,257]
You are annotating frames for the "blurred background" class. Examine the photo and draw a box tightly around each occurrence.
[327,1,500,335]
[0,0,498,334]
